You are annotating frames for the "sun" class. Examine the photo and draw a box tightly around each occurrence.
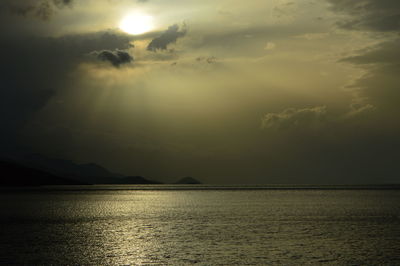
[120,13,153,35]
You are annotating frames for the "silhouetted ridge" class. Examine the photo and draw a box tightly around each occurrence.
[0,161,85,186]
[2,154,161,184]
[19,154,123,181]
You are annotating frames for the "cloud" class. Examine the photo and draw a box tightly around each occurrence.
[329,0,400,126]
[95,50,134,67]
[341,39,400,115]
[1,0,399,184]
[0,30,133,146]
[342,39,400,65]
[328,0,400,126]
[147,24,187,51]
[261,106,327,130]
[1,0,73,21]
[327,0,400,31]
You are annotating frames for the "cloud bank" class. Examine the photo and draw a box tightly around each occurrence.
[328,0,400,31]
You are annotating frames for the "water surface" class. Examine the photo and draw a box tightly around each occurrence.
[0,186,399,265]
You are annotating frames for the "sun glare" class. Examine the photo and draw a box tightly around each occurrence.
[120,13,153,35]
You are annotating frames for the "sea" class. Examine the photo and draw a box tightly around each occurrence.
[0,185,399,265]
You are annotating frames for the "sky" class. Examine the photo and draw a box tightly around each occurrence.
[0,0,399,184]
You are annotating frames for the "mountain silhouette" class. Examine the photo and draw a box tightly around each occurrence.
[0,161,85,186]
[18,154,122,180]
[0,154,160,185]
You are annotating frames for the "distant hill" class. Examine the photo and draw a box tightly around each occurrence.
[18,154,123,182]
[175,177,202,184]
[0,161,85,186]
[0,154,160,185]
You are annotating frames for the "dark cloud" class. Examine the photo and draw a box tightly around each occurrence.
[0,30,133,147]
[147,24,187,51]
[342,39,400,117]
[342,39,400,65]
[328,0,400,127]
[96,50,134,67]
[333,0,400,116]
[1,0,73,21]
[327,0,400,31]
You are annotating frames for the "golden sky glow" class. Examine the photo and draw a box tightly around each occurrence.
[1,0,400,184]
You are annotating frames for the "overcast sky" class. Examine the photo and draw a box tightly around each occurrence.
[1,0,399,184]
